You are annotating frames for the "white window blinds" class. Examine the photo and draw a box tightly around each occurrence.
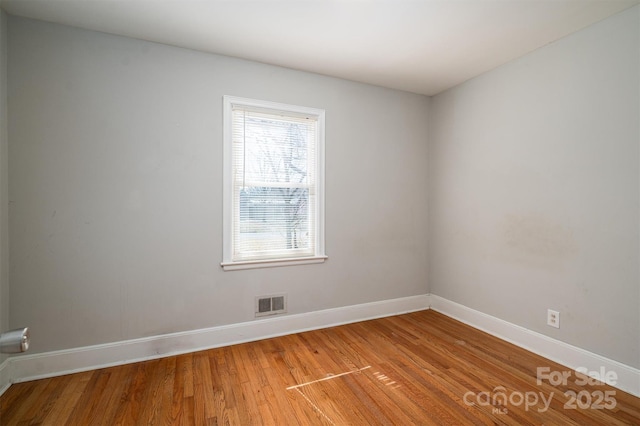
[222,97,326,269]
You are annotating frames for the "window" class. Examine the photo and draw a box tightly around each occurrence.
[222,96,326,270]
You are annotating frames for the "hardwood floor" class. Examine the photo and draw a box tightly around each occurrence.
[1,310,639,425]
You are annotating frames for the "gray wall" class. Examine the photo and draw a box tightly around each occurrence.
[7,17,429,354]
[6,6,638,371]
[428,6,639,367]
[0,10,8,364]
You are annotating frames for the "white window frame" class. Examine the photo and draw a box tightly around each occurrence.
[221,96,326,271]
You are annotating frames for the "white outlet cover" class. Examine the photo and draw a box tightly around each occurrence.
[547,309,560,329]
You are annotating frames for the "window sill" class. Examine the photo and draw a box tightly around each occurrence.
[221,255,328,271]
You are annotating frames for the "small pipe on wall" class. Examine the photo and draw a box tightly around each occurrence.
[0,327,29,353]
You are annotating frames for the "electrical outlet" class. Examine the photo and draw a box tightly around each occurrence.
[547,309,560,328]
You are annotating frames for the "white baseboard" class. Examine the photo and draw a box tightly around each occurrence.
[0,358,10,396]
[429,294,640,397]
[3,293,638,401]
[6,294,430,389]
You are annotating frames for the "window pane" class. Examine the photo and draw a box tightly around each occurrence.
[237,187,310,256]
[223,96,325,268]
[231,108,315,260]
[243,117,311,186]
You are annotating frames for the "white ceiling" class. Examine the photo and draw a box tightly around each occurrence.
[1,0,638,96]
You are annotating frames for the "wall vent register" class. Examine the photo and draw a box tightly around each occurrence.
[256,294,287,317]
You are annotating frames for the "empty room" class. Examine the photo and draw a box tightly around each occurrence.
[0,0,639,424]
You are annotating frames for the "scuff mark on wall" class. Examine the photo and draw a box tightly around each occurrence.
[500,212,578,269]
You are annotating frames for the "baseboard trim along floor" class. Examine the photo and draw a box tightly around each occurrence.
[3,294,430,393]
[429,295,640,397]
[0,358,10,397]
[1,293,638,398]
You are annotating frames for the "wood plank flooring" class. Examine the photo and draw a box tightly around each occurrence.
[1,310,639,425]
